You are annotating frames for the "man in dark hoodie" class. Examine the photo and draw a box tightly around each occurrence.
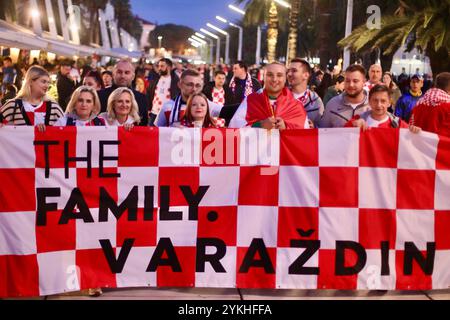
[97,59,149,126]
[56,60,76,110]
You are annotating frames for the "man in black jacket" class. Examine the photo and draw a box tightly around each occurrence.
[97,59,149,126]
[229,61,262,105]
[56,60,76,110]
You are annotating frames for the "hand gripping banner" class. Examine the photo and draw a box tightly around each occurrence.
[0,126,449,297]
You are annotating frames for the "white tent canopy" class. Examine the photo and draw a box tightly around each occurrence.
[0,20,139,60]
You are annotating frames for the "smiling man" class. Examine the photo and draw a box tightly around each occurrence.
[345,84,421,133]
[97,59,149,126]
[229,62,308,130]
[320,64,371,128]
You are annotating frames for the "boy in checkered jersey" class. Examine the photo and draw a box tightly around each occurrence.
[0,66,64,130]
[203,70,233,107]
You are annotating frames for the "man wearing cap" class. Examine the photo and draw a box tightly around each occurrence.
[56,60,76,110]
[394,74,424,122]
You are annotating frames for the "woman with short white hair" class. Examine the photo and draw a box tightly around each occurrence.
[99,87,141,130]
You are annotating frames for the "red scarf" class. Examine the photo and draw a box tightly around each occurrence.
[245,88,307,129]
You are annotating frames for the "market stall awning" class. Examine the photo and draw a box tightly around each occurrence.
[0,20,141,60]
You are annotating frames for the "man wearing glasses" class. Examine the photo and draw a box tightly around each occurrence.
[153,69,222,127]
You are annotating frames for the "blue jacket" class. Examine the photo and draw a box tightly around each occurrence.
[394,91,422,122]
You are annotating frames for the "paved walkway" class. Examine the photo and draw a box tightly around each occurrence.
[9,288,450,300]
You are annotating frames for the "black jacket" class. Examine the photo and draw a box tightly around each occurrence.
[203,82,234,107]
[56,73,76,111]
[146,73,180,111]
[229,76,262,105]
[97,84,149,126]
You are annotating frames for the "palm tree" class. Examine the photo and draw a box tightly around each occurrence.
[287,0,301,63]
[339,0,450,75]
[235,0,286,63]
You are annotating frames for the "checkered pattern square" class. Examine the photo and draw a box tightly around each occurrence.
[435,170,450,210]
[319,167,358,207]
[159,127,201,167]
[397,130,439,170]
[0,169,36,212]
[359,168,397,209]
[436,135,450,170]
[276,247,318,289]
[0,127,35,168]
[397,170,435,209]
[35,126,77,169]
[280,129,318,166]
[199,167,239,206]
[37,251,79,295]
[238,166,279,206]
[0,211,36,255]
[359,128,399,168]
[279,166,319,207]
[115,247,157,288]
[0,255,39,297]
[319,128,359,167]
[76,127,118,168]
[201,129,239,166]
[277,207,319,247]
[319,208,359,249]
[239,128,280,167]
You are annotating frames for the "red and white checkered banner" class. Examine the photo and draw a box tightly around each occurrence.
[0,127,449,297]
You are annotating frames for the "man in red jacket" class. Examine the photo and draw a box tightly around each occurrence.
[411,72,450,136]
[229,62,308,130]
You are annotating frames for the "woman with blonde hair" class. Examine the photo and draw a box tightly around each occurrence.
[0,65,64,129]
[54,86,105,126]
[99,87,141,129]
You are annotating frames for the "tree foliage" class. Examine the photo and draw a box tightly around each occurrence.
[339,0,450,74]
[148,24,195,55]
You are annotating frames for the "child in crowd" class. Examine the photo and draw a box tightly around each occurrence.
[346,84,421,133]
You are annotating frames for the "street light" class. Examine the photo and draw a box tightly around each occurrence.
[30,9,40,18]
[192,35,207,45]
[228,3,261,65]
[158,36,163,49]
[200,28,221,65]
[197,31,215,64]
[274,0,291,8]
[343,0,354,69]
[216,16,243,61]
[207,23,229,65]
[228,4,245,15]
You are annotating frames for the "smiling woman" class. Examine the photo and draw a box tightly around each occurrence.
[0,65,64,127]
[99,87,141,129]
[53,86,105,127]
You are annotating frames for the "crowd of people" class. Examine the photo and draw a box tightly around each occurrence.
[1,55,448,136]
[0,55,449,298]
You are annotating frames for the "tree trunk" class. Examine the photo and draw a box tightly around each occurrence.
[317,0,332,69]
[287,0,301,63]
[427,46,450,77]
[267,1,278,63]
